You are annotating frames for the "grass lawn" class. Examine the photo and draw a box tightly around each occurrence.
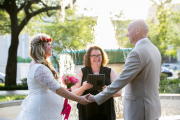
[0,95,27,102]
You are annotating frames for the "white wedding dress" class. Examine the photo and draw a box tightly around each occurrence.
[16,64,63,120]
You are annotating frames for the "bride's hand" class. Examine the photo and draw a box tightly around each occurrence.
[82,81,93,90]
[78,94,92,105]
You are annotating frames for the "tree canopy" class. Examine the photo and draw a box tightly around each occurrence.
[149,0,180,61]
[30,7,97,71]
[0,0,77,86]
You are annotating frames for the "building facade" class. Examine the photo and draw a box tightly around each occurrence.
[0,33,30,82]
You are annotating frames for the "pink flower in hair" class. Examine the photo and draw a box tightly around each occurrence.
[49,38,52,42]
[42,37,46,41]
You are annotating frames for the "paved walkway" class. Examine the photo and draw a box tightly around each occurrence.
[0,116,180,120]
[159,115,180,120]
[116,115,180,120]
[0,90,29,95]
[0,118,13,120]
[0,91,180,120]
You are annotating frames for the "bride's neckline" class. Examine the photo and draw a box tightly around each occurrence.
[29,60,41,69]
[29,63,41,71]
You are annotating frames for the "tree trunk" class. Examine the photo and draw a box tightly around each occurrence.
[52,54,60,74]
[5,11,19,86]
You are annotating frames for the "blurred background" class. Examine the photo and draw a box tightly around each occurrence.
[0,0,180,119]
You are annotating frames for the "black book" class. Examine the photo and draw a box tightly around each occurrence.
[87,74,105,90]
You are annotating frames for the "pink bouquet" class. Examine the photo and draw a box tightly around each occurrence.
[61,74,79,120]
[62,74,79,89]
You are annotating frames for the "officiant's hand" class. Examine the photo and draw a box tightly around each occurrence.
[78,94,92,105]
[82,81,93,90]
[98,85,107,92]
[87,94,96,102]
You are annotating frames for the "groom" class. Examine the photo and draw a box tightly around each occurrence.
[88,19,161,120]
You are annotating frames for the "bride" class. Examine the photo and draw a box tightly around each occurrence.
[16,33,91,120]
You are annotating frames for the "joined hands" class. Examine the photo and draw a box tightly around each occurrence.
[80,84,106,105]
[87,94,95,102]
[78,94,96,105]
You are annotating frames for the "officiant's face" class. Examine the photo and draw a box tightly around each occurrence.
[90,49,102,67]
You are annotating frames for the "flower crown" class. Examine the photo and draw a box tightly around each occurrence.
[39,37,52,42]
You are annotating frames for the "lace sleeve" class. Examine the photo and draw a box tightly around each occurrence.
[34,65,60,93]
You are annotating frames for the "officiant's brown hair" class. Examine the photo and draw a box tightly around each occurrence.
[83,46,109,67]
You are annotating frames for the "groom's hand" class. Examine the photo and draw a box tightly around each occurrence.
[78,94,92,105]
[87,94,95,102]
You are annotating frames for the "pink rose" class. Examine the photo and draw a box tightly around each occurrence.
[67,76,71,83]
[42,37,46,41]
[62,74,79,88]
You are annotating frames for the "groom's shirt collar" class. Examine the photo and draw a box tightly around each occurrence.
[135,38,148,48]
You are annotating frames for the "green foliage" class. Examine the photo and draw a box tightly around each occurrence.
[148,0,180,61]
[0,0,63,35]
[17,56,32,63]
[178,72,180,79]
[41,8,97,54]
[20,78,27,85]
[63,49,132,65]
[50,56,60,69]
[0,9,11,35]
[160,79,180,85]
[0,81,28,90]
[25,7,97,54]
[111,0,180,60]
[0,0,76,86]
[26,7,97,71]
[111,19,134,48]
[159,79,180,93]
[168,9,180,51]
[151,2,171,60]
[160,73,168,80]
[0,83,5,87]
[0,78,27,90]
[0,95,27,102]
[0,84,28,90]
[147,19,159,44]
[156,6,174,59]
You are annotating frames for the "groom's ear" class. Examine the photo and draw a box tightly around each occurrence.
[136,28,141,34]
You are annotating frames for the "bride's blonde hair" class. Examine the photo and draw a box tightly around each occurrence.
[30,33,59,80]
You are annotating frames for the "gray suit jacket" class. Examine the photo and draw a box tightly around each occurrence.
[94,39,161,120]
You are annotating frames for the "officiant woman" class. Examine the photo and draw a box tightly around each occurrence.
[72,45,122,120]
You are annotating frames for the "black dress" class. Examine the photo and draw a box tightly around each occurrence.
[77,66,116,120]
